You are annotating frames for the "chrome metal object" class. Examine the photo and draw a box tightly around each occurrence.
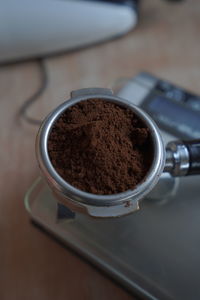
[36,88,165,218]
[164,140,190,176]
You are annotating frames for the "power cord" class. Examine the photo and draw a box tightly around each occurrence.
[18,58,48,125]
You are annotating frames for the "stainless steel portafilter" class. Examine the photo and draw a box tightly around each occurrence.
[36,88,200,218]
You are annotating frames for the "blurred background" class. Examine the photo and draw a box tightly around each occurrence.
[1,0,200,299]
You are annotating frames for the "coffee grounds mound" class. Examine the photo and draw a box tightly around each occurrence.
[48,99,153,195]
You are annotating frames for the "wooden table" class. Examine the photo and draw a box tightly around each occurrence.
[1,1,200,299]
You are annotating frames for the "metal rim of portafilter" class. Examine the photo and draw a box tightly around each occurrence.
[36,88,165,217]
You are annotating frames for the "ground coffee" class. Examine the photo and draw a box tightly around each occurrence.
[48,99,153,195]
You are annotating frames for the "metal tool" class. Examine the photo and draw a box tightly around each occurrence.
[35,86,200,218]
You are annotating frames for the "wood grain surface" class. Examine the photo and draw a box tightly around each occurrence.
[1,1,200,299]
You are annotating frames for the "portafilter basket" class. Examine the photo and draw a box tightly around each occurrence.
[36,88,200,218]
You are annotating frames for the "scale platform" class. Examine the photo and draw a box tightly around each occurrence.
[25,73,200,299]
[25,175,200,300]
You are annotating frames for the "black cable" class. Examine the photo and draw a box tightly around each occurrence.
[18,58,48,125]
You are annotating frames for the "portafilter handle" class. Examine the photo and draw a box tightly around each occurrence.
[164,139,200,176]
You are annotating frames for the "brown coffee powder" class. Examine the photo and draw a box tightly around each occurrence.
[48,99,153,195]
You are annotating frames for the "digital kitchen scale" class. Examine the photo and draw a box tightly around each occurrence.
[25,72,200,300]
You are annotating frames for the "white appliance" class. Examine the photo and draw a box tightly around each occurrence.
[0,0,138,63]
